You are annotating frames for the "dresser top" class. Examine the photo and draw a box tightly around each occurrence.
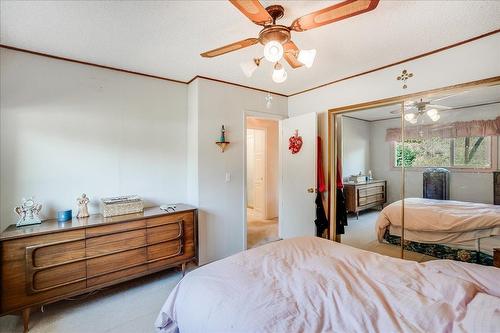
[0,204,197,241]
[344,179,386,186]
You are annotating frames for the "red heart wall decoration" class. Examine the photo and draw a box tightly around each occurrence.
[288,130,303,154]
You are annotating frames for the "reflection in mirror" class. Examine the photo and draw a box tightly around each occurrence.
[394,84,500,265]
[334,103,407,258]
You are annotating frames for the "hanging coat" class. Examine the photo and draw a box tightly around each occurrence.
[315,137,329,237]
[336,157,348,234]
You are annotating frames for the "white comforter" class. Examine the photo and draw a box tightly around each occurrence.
[376,198,500,243]
[155,237,500,333]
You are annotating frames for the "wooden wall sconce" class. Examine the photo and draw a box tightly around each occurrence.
[216,125,230,152]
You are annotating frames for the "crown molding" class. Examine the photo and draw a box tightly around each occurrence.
[1,28,499,98]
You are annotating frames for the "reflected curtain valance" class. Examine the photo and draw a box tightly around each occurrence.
[385,116,500,142]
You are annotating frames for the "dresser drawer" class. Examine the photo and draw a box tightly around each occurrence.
[86,229,146,257]
[147,222,182,245]
[32,239,85,267]
[33,261,86,291]
[87,264,148,287]
[358,193,385,206]
[86,248,147,278]
[147,239,183,261]
[86,219,146,238]
[146,212,193,228]
[358,185,384,198]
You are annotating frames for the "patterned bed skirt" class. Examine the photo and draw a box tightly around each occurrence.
[383,231,493,266]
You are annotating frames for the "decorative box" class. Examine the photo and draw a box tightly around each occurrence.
[349,175,367,184]
[101,195,144,217]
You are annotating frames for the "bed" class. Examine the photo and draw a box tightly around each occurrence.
[376,198,500,265]
[155,237,500,333]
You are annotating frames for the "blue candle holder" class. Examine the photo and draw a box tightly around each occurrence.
[57,210,72,222]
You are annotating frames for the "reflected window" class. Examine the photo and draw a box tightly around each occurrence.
[394,136,492,169]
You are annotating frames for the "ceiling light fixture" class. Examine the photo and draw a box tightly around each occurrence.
[263,41,284,62]
[297,49,317,68]
[240,58,261,78]
[404,113,416,122]
[404,101,446,125]
[272,63,287,83]
[203,2,380,83]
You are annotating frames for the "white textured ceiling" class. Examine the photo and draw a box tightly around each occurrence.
[344,84,500,121]
[1,1,499,95]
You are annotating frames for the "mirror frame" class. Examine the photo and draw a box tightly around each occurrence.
[327,76,500,258]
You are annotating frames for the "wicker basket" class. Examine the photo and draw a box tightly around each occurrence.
[101,195,144,217]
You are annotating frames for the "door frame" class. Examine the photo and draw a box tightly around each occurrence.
[243,110,286,250]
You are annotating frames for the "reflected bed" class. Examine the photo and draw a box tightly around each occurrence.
[155,237,500,332]
[376,198,500,264]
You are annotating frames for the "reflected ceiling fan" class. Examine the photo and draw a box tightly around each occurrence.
[201,0,380,83]
[391,99,452,124]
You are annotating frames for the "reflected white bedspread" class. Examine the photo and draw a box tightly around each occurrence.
[376,198,500,243]
[155,237,500,333]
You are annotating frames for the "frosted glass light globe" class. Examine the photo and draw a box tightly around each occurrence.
[404,113,416,122]
[264,41,284,62]
[272,63,287,83]
[297,49,317,68]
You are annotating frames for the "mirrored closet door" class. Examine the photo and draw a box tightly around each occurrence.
[331,102,406,256]
[399,84,500,265]
[331,80,500,264]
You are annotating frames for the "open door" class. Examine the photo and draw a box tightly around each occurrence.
[279,112,317,239]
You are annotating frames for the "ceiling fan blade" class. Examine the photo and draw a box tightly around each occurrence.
[200,38,259,58]
[283,41,304,69]
[229,0,273,26]
[427,104,452,109]
[432,90,469,102]
[290,0,380,32]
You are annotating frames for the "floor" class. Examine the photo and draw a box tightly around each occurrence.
[247,208,279,249]
[0,267,190,333]
[341,209,437,262]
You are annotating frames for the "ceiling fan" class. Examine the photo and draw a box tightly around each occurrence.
[392,99,452,124]
[201,0,380,83]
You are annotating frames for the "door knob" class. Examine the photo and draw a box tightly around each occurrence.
[307,188,315,193]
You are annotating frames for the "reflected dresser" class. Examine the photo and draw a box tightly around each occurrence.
[344,180,387,219]
[0,204,197,332]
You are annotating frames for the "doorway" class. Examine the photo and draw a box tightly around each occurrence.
[246,117,279,248]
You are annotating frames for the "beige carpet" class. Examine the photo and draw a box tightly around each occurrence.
[247,209,279,249]
[0,267,190,333]
[341,209,437,262]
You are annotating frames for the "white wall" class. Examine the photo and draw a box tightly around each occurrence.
[188,78,287,265]
[186,80,199,206]
[341,116,371,180]
[369,104,500,204]
[246,129,256,208]
[0,48,188,230]
[369,118,402,204]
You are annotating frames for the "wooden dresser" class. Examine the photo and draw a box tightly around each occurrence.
[0,204,197,332]
[344,180,387,219]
